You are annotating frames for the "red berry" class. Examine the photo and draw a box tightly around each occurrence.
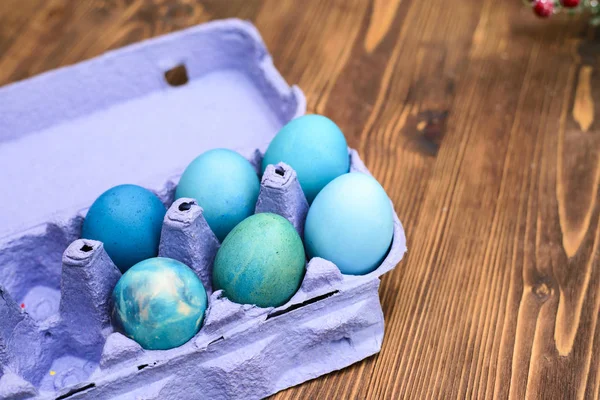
[533,0,554,17]
[560,0,579,7]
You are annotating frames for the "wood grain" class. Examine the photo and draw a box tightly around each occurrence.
[1,1,599,398]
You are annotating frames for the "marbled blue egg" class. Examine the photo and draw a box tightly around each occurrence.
[262,114,350,203]
[112,257,207,350]
[212,213,305,308]
[304,173,394,275]
[82,184,166,273]
[175,149,260,242]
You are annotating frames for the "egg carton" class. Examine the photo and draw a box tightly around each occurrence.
[0,19,407,399]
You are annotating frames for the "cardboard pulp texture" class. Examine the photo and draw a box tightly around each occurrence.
[0,19,407,399]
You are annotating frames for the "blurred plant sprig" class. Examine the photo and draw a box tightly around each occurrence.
[525,0,600,24]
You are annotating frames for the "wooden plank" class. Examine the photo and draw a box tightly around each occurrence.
[1,1,599,399]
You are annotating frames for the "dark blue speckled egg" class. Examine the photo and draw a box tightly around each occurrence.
[82,184,166,273]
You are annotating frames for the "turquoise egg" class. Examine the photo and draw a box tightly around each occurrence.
[262,114,350,203]
[82,184,166,273]
[304,173,394,275]
[112,257,207,350]
[175,149,260,242]
[213,213,305,308]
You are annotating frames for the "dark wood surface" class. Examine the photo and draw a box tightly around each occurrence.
[2,1,599,399]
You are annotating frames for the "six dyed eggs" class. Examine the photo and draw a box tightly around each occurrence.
[82,184,166,273]
[212,213,306,308]
[81,115,393,348]
[262,114,350,203]
[176,148,260,242]
[112,257,208,350]
[304,173,394,275]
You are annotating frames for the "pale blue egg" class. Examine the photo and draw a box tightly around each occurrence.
[304,173,394,275]
[175,149,260,242]
[262,114,350,203]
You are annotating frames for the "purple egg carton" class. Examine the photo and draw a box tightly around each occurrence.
[0,19,407,399]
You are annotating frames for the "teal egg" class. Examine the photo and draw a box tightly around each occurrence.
[304,173,394,275]
[112,257,207,350]
[261,114,350,203]
[213,213,305,308]
[175,149,260,242]
[82,184,166,273]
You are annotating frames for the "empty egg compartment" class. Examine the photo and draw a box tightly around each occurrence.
[0,19,406,400]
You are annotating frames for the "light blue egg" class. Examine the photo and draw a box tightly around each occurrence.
[262,114,350,203]
[175,149,260,242]
[82,184,166,273]
[304,173,394,275]
[212,213,305,308]
[112,257,207,350]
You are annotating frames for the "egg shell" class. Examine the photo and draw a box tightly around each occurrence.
[112,257,208,350]
[175,148,260,242]
[81,184,166,273]
[261,114,350,203]
[304,173,394,275]
[212,213,306,308]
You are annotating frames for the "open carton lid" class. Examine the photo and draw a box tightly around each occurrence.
[0,19,305,239]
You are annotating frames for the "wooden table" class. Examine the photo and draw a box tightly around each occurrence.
[2,1,599,399]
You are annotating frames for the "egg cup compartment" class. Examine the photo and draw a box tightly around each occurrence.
[0,19,406,399]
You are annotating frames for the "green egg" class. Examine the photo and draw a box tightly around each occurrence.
[212,213,306,308]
